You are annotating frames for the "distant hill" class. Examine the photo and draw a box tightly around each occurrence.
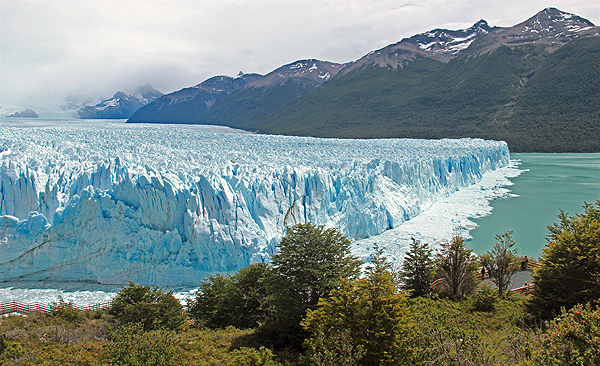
[6,108,39,118]
[78,84,163,119]
[127,60,344,128]
[129,8,600,152]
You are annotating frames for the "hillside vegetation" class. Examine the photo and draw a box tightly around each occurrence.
[2,202,599,365]
[264,37,600,152]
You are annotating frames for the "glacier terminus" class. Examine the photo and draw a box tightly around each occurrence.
[0,120,510,286]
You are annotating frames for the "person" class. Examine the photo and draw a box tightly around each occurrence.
[521,256,528,271]
[481,265,486,280]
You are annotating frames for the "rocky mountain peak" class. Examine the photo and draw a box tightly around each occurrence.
[405,19,498,58]
[465,7,598,55]
[247,59,345,88]
[519,7,595,36]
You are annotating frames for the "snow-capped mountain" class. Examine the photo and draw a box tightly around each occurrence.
[247,59,345,88]
[5,108,39,118]
[466,7,598,55]
[406,19,496,58]
[0,122,509,285]
[127,74,262,123]
[78,84,163,119]
[128,60,343,124]
[342,19,497,74]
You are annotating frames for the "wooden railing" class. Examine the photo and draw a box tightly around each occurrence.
[510,284,535,295]
[0,300,111,316]
[431,260,540,293]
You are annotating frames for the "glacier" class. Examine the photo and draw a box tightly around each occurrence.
[0,120,510,286]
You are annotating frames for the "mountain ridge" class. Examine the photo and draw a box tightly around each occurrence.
[128,8,600,152]
[78,84,163,119]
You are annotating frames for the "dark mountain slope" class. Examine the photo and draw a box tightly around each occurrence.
[200,60,344,130]
[508,36,600,152]
[258,56,445,137]
[128,60,343,126]
[261,9,600,152]
[128,74,262,123]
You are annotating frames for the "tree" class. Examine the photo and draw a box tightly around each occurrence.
[481,231,519,296]
[401,237,435,298]
[262,222,361,348]
[108,282,184,331]
[302,246,416,365]
[436,235,478,299]
[528,201,600,319]
[187,263,270,329]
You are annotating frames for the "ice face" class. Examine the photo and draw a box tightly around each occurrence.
[0,121,510,285]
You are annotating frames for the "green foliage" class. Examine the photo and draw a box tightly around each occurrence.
[103,323,179,366]
[50,297,84,323]
[0,333,24,363]
[109,282,185,331]
[470,284,498,312]
[536,303,600,366]
[262,222,361,348]
[187,263,270,329]
[227,346,282,366]
[481,231,519,296]
[302,246,416,365]
[411,297,488,365]
[401,237,435,297]
[528,201,600,319]
[436,235,478,299]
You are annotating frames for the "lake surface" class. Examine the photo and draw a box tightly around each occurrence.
[467,153,600,258]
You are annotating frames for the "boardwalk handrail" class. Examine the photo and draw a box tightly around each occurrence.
[0,300,111,316]
[510,283,535,295]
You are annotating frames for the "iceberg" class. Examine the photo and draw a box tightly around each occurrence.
[0,121,510,285]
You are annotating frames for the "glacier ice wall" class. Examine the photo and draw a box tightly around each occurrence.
[0,122,510,285]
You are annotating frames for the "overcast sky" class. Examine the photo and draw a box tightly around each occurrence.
[1,0,598,109]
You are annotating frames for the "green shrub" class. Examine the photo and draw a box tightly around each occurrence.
[227,346,282,366]
[103,324,178,366]
[50,297,83,323]
[470,284,498,312]
[0,334,24,364]
[109,282,184,331]
[536,303,600,365]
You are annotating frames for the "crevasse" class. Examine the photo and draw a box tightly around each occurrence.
[0,122,509,285]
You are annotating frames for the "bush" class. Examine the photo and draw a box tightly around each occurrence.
[50,297,83,323]
[537,303,600,365]
[470,284,498,312]
[103,324,178,366]
[108,282,184,331]
[227,346,282,366]
[302,247,415,365]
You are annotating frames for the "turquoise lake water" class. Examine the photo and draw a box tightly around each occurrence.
[467,153,600,258]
